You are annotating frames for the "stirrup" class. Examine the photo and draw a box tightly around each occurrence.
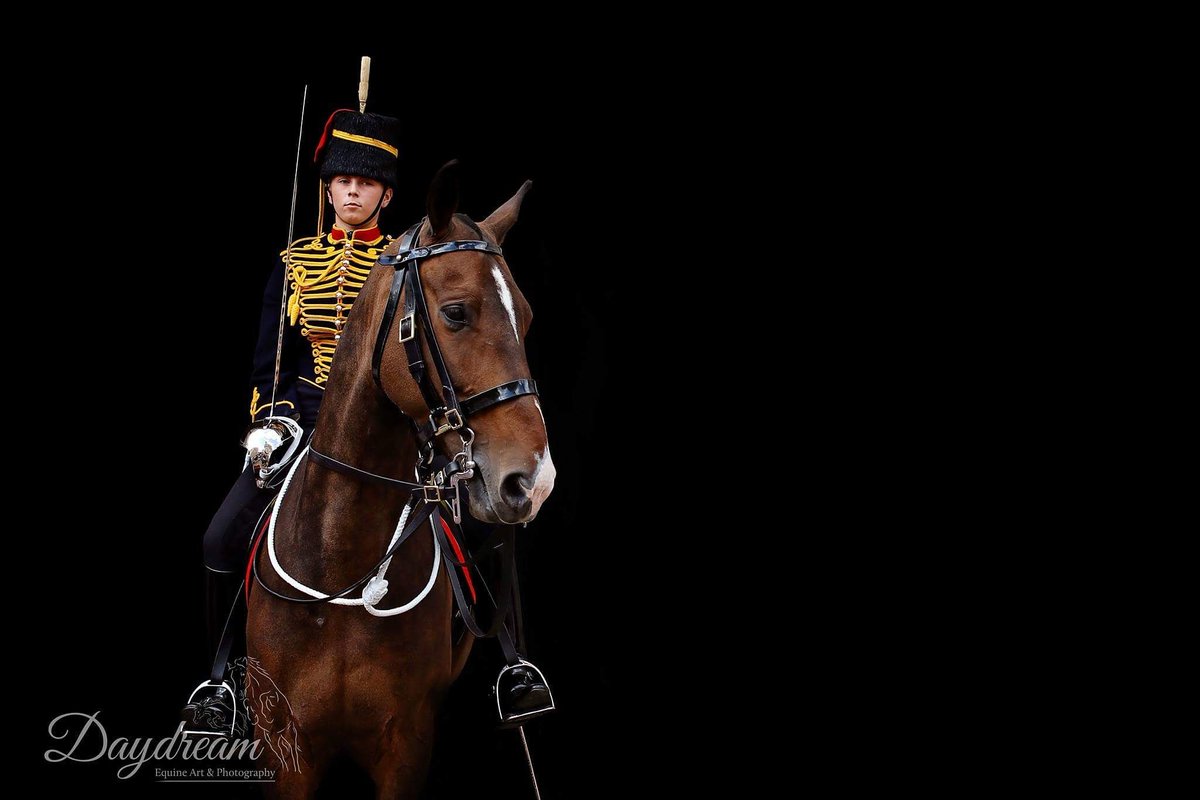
[181,680,238,737]
[495,660,555,727]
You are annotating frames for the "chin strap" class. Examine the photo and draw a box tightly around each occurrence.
[331,190,386,231]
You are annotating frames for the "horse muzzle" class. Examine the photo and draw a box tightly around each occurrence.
[467,447,556,525]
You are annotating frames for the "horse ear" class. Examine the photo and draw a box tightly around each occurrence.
[482,180,532,244]
[426,160,460,238]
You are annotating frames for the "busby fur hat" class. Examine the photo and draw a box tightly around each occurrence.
[313,110,401,190]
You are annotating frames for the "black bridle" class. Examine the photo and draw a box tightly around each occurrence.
[250,218,538,612]
[371,219,539,460]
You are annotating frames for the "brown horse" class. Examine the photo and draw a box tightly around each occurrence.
[246,166,553,798]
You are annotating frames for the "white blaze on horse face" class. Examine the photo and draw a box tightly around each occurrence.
[530,448,556,516]
[530,398,556,515]
[491,264,519,343]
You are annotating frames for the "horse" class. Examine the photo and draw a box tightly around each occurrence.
[245,163,554,798]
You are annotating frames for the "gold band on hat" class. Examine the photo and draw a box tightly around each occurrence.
[331,129,398,157]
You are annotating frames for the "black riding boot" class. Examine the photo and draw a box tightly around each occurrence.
[180,569,242,736]
[496,660,556,727]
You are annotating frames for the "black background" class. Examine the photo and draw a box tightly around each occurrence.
[23,47,689,797]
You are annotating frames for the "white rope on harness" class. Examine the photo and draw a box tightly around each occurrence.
[266,445,441,615]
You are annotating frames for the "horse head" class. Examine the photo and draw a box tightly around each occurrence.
[375,162,555,524]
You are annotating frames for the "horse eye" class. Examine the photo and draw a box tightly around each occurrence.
[442,305,468,326]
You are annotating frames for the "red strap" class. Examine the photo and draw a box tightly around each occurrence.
[244,513,272,603]
[440,518,477,603]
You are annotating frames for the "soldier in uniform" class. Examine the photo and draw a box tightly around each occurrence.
[182,106,552,734]
[248,109,400,433]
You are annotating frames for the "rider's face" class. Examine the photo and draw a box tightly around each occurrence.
[327,175,391,228]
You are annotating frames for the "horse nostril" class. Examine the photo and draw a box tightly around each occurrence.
[500,472,533,514]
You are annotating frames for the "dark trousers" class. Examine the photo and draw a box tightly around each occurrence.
[203,466,276,573]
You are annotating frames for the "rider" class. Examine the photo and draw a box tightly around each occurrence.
[181,104,552,734]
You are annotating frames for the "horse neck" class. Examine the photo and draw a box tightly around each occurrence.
[284,344,421,582]
[310,362,414,481]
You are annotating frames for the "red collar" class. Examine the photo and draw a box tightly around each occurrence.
[330,225,382,242]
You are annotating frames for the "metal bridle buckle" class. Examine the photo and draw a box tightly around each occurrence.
[423,485,442,503]
[398,313,416,342]
[430,407,463,435]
